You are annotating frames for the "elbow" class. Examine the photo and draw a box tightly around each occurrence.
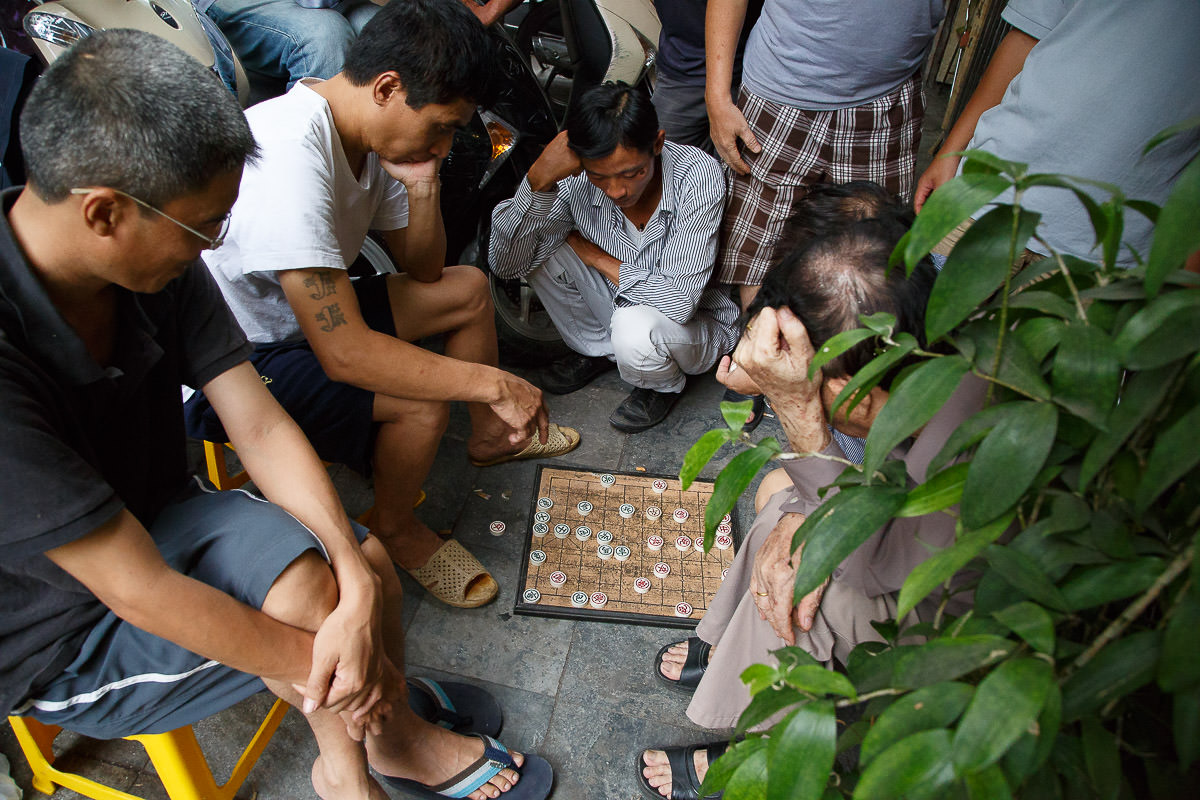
[314,346,360,385]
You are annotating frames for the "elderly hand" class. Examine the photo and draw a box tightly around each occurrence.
[749,512,830,642]
[715,354,763,396]
[732,306,822,405]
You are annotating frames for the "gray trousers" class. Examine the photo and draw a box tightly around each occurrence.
[528,245,731,393]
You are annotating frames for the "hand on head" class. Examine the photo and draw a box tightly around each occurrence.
[527,131,584,191]
[730,306,822,405]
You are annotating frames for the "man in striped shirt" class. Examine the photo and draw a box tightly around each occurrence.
[490,82,739,432]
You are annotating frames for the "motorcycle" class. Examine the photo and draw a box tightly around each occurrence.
[22,0,250,105]
[18,0,661,365]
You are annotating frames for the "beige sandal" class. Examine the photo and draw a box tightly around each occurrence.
[469,423,581,467]
[405,539,499,608]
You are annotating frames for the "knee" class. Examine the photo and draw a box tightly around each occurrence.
[291,14,355,78]
[378,397,450,432]
[263,550,339,632]
[447,264,494,320]
[610,305,663,362]
[754,468,792,513]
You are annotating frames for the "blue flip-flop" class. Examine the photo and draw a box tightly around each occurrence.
[377,734,554,799]
[407,678,503,737]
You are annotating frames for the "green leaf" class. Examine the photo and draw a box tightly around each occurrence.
[1017,317,1067,363]
[1004,681,1062,784]
[927,402,1019,477]
[1134,401,1200,513]
[962,402,1059,529]
[721,399,756,433]
[735,686,807,737]
[1147,150,1200,296]
[1159,587,1200,692]
[1051,323,1121,426]
[892,635,1016,689]
[953,658,1055,772]
[966,764,1014,800]
[705,439,781,546]
[830,335,919,420]
[860,682,974,765]
[1060,557,1164,612]
[985,545,1071,612]
[900,171,1013,269]
[784,665,858,699]
[846,644,901,693]
[722,739,770,800]
[768,700,836,800]
[863,356,971,479]
[680,428,733,489]
[741,663,780,694]
[961,149,1028,178]
[1143,116,1200,153]
[700,735,767,795]
[809,328,878,379]
[859,311,898,337]
[897,513,1014,618]
[1114,288,1200,369]
[1062,630,1162,721]
[1124,198,1160,225]
[896,463,969,518]
[925,205,1041,341]
[1080,363,1181,490]
[853,729,957,800]
[1081,719,1121,800]
[993,601,1056,655]
[959,319,1053,401]
[791,485,909,599]
[1174,688,1200,769]
[1005,290,1077,320]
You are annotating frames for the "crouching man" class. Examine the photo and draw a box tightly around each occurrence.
[0,30,551,800]
[489,82,740,432]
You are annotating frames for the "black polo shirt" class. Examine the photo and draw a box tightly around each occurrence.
[0,187,253,715]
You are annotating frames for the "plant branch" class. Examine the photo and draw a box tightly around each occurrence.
[1033,233,1088,321]
[1062,541,1195,679]
[987,191,1025,404]
[835,688,906,708]
[970,368,1042,400]
[775,450,860,469]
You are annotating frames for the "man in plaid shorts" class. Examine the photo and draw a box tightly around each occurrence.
[706,0,946,309]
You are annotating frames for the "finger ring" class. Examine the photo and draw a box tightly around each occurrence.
[753,591,769,597]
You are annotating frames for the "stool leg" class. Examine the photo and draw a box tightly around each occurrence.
[8,717,60,796]
[129,728,221,800]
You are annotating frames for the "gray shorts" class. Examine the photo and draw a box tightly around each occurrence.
[14,480,367,738]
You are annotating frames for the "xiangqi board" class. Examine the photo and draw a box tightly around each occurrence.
[516,464,739,628]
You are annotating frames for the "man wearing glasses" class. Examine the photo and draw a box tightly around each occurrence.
[0,28,552,800]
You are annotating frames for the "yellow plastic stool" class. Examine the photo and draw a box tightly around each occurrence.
[8,697,289,800]
[201,440,423,516]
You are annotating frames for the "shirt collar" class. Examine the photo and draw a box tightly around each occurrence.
[0,187,162,388]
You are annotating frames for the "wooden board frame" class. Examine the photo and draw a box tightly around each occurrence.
[515,464,740,628]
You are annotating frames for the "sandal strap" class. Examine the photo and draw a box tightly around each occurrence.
[679,638,712,687]
[408,677,470,730]
[514,423,575,458]
[431,734,515,798]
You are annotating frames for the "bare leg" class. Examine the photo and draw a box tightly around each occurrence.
[754,468,793,513]
[370,395,449,569]
[258,552,386,799]
[385,266,538,463]
[738,283,760,311]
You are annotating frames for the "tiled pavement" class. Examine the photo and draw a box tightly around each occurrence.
[1,368,785,800]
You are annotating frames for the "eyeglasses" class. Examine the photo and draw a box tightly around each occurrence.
[70,187,230,249]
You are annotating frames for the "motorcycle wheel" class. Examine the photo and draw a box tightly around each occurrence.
[489,274,571,367]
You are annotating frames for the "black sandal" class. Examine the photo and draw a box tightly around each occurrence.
[654,636,711,692]
[636,742,728,800]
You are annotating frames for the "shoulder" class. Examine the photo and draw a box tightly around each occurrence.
[663,141,724,202]
[245,84,335,162]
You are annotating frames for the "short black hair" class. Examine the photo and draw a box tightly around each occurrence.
[19,29,256,206]
[565,82,659,160]
[749,216,936,382]
[344,0,496,108]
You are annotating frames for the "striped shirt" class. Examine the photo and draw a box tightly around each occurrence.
[489,140,740,350]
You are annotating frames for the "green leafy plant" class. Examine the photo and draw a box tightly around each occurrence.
[681,136,1200,799]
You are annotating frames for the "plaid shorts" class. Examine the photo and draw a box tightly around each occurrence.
[717,75,926,285]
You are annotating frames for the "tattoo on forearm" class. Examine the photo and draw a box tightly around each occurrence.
[316,303,347,332]
[304,271,338,300]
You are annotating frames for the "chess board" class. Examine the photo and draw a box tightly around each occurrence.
[515,464,739,628]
